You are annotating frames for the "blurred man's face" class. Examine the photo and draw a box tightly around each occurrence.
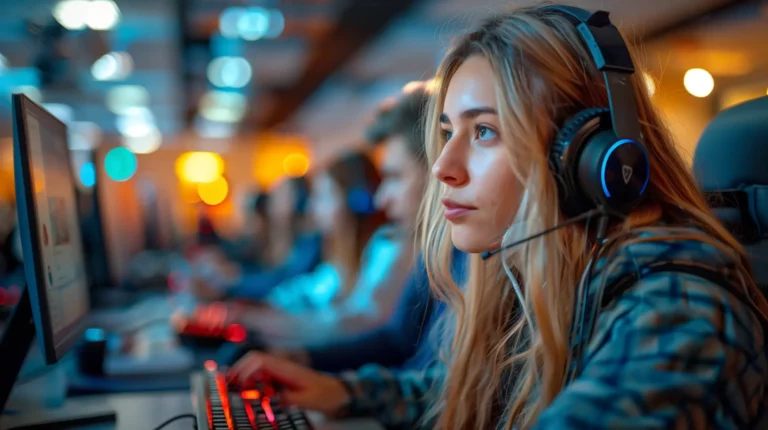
[374,136,426,232]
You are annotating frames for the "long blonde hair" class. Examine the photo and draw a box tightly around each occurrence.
[420,6,768,429]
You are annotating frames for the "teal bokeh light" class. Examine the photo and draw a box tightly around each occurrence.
[104,147,137,182]
[80,161,96,187]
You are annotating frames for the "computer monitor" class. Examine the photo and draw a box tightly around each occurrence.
[13,94,89,362]
[0,94,98,422]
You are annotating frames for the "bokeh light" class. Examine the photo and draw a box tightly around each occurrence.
[116,107,156,138]
[54,0,121,31]
[106,85,150,115]
[104,147,137,182]
[86,0,121,31]
[252,135,311,189]
[92,52,133,81]
[197,177,229,206]
[238,7,269,41]
[180,180,201,204]
[176,152,224,184]
[80,162,96,188]
[122,128,162,154]
[0,53,9,73]
[684,68,714,98]
[207,57,252,89]
[53,0,89,30]
[219,7,245,39]
[266,9,285,39]
[282,153,310,177]
[199,91,248,123]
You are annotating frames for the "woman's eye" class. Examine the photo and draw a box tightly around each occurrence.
[442,129,453,142]
[476,125,497,141]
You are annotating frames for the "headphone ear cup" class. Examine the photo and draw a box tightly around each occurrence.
[550,108,612,218]
[347,186,376,215]
[551,107,650,218]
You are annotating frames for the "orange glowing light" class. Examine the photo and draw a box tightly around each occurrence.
[197,176,229,206]
[282,153,310,177]
[252,134,311,189]
[241,390,260,400]
[204,360,218,372]
[176,152,224,184]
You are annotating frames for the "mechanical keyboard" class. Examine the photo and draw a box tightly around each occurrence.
[191,361,314,430]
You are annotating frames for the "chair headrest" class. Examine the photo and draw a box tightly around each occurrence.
[693,96,768,286]
[694,96,768,191]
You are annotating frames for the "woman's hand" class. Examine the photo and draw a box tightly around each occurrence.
[228,351,350,416]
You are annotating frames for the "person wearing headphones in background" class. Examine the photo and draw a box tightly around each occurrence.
[228,5,768,429]
[189,176,323,302]
[262,151,390,314]
[221,191,271,267]
[252,83,467,371]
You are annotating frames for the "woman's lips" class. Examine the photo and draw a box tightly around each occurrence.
[442,198,476,220]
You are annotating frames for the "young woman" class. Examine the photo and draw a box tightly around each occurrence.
[229,5,768,429]
[264,151,388,313]
[190,177,323,301]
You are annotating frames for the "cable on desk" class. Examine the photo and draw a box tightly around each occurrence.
[150,413,197,430]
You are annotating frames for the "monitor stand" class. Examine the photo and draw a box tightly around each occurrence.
[0,286,117,429]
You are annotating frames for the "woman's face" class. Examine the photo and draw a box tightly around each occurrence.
[434,55,522,253]
[267,181,296,223]
[310,173,346,234]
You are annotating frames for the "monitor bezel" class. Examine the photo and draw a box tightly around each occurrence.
[12,93,88,364]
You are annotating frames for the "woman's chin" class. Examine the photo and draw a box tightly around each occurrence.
[451,230,495,254]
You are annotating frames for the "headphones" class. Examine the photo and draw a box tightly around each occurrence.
[544,6,651,219]
[346,154,378,216]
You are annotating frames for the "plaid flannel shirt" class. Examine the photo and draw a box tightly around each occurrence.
[339,228,768,429]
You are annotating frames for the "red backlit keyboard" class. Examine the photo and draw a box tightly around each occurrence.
[191,362,313,430]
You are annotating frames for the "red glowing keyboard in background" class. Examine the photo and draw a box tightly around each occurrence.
[172,302,249,348]
[191,361,313,430]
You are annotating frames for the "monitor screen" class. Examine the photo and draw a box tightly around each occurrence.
[14,95,89,362]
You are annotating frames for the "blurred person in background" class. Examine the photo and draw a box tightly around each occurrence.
[259,83,469,372]
[235,84,443,350]
[221,191,271,267]
[190,176,323,301]
[262,151,389,313]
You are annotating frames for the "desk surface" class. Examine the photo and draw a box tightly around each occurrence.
[1,391,383,430]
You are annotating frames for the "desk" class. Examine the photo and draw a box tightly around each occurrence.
[1,391,384,430]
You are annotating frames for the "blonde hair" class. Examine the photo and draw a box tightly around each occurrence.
[419,6,768,429]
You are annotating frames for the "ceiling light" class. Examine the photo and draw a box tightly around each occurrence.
[219,8,245,39]
[684,68,714,98]
[266,9,285,39]
[86,0,121,31]
[237,7,269,41]
[91,52,132,81]
[200,91,248,123]
[53,0,89,30]
[207,57,252,89]
[122,127,162,154]
[106,85,150,114]
[116,107,156,138]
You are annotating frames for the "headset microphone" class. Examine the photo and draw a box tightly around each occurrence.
[481,208,609,260]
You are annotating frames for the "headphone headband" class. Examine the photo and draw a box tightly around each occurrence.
[542,6,642,143]
[542,5,650,218]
